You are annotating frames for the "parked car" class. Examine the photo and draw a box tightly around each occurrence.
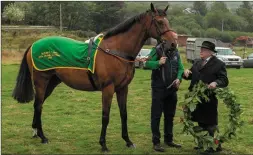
[135,49,151,68]
[242,53,253,68]
[186,38,243,69]
[215,47,243,69]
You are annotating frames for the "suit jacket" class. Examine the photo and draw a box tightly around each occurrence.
[184,56,229,125]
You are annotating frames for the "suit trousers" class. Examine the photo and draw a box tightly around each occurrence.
[151,87,177,145]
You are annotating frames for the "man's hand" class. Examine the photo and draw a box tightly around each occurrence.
[159,57,167,65]
[136,57,148,62]
[208,82,217,89]
[184,69,192,78]
[173,79,181,89]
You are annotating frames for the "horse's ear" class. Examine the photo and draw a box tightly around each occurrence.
[150,3,156,13]
[164,5,169,12]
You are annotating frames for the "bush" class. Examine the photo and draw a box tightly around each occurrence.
[75,30,97,38]
[205,28,221,39]
[191,28,202,37]
[84,31,97,38]
[200,29,206,37]
[185,21,202,30]
[219,32,233,42]
[174,26,190,35]
[2,3,25,24]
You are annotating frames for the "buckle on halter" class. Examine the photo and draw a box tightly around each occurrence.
[106,49,110,53]
[87,57,90,61]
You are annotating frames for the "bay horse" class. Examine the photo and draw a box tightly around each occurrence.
[12,3,177,152]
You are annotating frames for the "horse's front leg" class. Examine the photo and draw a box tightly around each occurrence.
[99,83,114,152]
[116,86,135,148]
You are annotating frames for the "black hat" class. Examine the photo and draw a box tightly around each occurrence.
[197,41,217,53]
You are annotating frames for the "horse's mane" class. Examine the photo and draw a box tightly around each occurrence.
[103,9,167,39]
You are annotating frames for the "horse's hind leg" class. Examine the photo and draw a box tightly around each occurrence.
[116,86,135,148]
[31,72,52,143]
[32,75,61,139]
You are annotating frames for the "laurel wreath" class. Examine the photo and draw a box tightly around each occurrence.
[181,81,243,151]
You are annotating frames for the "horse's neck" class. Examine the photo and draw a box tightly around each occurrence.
[103,23,148,58]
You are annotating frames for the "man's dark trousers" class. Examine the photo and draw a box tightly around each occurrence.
[151,87,177,145]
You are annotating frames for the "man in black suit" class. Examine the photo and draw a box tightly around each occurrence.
[183,41,229,153]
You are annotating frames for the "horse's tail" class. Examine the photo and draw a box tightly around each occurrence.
[12,45,34,103]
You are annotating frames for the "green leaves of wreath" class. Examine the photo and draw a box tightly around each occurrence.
[181,81,243,151]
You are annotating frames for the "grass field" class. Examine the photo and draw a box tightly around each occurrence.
[2,55,253,154]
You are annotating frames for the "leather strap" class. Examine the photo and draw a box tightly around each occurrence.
[90,39,135,61]
[87,37,98,90]
[87,71,98,90]
[103,49,135,61]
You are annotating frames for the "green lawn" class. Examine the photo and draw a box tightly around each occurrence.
[2,63,253,154]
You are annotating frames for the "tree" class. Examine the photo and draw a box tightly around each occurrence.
[121,2,149,19]
[185,21,201,30]
[205,2,232,31]
[174,26,190,35]
[210,2,229,13]
[219,31,233,42]
[24,2,60,26]
[191,28,202,37]
[2,3,25,24]
[89,2,126,33]
[236,1,253,32]
[1,1,14,14]
[61,2,91,30]
[240,1,252,10]
[193,1,207,16]
[225,14,248,31]
[193,14,205,28]
[14,2,34,25]
[171,15,197,29]
[205,28,221,39]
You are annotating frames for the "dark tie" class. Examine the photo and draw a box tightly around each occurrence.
[202,59,207,66]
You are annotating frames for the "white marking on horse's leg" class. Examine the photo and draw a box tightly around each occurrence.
[33,128,37,137]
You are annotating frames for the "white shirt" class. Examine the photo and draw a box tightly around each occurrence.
[202,56,212,65]
[205,56,212,63]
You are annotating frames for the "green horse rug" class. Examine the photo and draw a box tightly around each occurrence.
[31,34,103,73]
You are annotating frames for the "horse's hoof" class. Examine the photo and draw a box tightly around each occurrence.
[32,128,38,138]
[127,143,136,148]
[32,135,38,138]
[41,139,48,144]
[101,146,109,152]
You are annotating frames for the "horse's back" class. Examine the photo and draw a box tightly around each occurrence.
[32,36,86,54]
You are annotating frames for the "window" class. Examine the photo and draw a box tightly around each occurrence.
[140,49,150,56]
[216,48,233,55]
[248,53,253,59]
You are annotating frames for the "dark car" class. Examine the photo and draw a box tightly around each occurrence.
[135,49,151,69]
[242,53,253,68]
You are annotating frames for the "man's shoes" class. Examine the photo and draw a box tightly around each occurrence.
[153,143,165,152]
[216,144,222,152]
[194,146,203,150]
[200,148,215,155]
[164,141,182,148]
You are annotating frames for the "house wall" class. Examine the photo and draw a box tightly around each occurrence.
[178,35,190,47]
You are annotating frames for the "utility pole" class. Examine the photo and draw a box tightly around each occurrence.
[60,2,62,32]
[221,19,224,32]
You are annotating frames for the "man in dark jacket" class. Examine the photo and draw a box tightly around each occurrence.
[183,41,229,152]
[143,40,184,152]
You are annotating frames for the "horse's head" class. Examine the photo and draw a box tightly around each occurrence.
[146,3,177,49]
